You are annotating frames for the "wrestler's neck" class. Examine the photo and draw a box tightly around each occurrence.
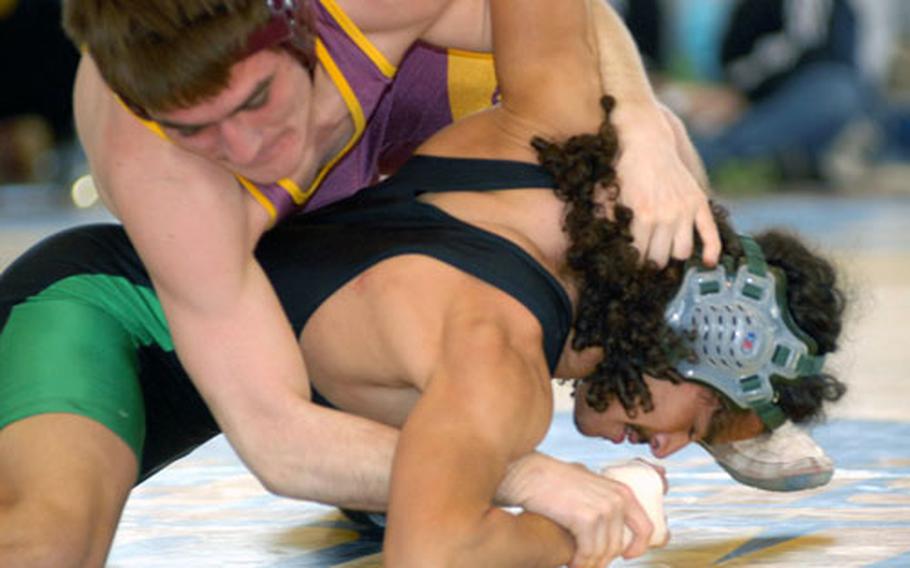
[288,66,356,184]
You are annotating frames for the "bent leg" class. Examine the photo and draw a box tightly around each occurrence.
[0,296,149,566]
[0,414,137,568]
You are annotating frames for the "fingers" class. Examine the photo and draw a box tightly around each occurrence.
[568,486,636,568]
[635,217,690,268]
[659,526,672,548]
[618,484,654,559]
[644,223,672,268]
[607,509,627,563]
[630,218,653,266]
[670,217,694,263]
[632,198,719,268]
[570,513,608,568]
[695,202,721,266]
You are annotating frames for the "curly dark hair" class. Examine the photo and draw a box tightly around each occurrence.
[531,96,847,426]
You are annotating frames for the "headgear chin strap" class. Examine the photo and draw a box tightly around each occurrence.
[243,0,317,71]
[663,235,825,430]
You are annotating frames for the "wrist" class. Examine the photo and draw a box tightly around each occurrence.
[610,99,667,139]
[495,452,551,508]
[612,101,676,148]
[516,511,575,566]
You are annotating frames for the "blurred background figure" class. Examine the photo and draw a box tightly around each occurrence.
[0,0,82,187]
[614,0,910,193]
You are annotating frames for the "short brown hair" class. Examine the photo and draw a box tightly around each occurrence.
[64,0,271,112]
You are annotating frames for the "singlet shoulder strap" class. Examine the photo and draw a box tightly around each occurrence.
[384,155,555,196]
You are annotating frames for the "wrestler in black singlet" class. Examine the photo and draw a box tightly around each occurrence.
[0,156,570,481]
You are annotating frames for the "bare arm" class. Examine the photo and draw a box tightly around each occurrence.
[383,294,574,566]
[73,54,398,508]
[385,1,653,565]
[334,0,490,62]
[587,0,720,266]
[413,0,722,266]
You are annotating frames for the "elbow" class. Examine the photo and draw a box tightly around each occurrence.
[252,464,295,498]
[386,535,470,568]
[386,510,502,568]
[240,447,296,498]
[226,424,311,500]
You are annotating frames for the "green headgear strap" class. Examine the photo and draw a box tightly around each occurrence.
[664,235,825,430]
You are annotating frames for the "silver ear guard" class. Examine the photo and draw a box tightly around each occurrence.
[663,236,825,430]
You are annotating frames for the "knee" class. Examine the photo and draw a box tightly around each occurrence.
[0,497,109,568]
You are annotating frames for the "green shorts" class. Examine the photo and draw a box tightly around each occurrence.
[0,275,172,461]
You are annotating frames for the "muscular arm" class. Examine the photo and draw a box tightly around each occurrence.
[416,0,722,266]
[384,292,573,566]
[383,1,654,565]
[586,0,721,266]
[67,0,602,515]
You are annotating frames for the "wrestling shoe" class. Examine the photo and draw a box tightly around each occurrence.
[700,421,834,492]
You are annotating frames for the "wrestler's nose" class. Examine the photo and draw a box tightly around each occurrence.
[649,432,690,459]
[219,117,263,167]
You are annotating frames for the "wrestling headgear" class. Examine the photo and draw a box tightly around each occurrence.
[243,0,317,71]
[664,235,825,430]
[120,0,316,119]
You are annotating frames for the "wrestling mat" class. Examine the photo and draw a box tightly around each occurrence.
[2,194,908,566]
[104,194,910,567]
[105,417,910,567]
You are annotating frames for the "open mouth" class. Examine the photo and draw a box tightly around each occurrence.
[626,425,651,445]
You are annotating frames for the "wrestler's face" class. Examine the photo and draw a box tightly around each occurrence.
[151,49,311,183]
[573,375,763,458]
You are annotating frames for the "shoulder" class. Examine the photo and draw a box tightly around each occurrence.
[327,0,489,63]
[330,0,453,35]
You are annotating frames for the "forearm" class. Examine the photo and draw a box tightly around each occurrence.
[387,430,572,567]
[385,312,561,565]
[494,451,553,506]
[163,266,397,509]
[588,0,671,139]
[456,509,574,567]
[238,397,397,510]
[180,340,398,508]
[589,0,659,110]
[183,336,398,509]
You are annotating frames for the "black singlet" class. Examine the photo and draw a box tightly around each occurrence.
[258,155,572,372]
[0,156,572,476]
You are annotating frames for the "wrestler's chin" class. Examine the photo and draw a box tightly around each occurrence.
[237,132,304,183]
[573,412,595,438]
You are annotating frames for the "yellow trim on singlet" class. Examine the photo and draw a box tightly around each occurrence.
[318,0,397,78]
[445,48,498,121]
[118,93,288,221]
[276,178,307,203]
[236,175,279,223]
[116,95,171,141]
[236,38,370,218]
[295,38,368,200]
[114,8,376,219]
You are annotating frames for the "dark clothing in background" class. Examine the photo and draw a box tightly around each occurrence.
[0,0,79,140]
[721,0,857,101]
